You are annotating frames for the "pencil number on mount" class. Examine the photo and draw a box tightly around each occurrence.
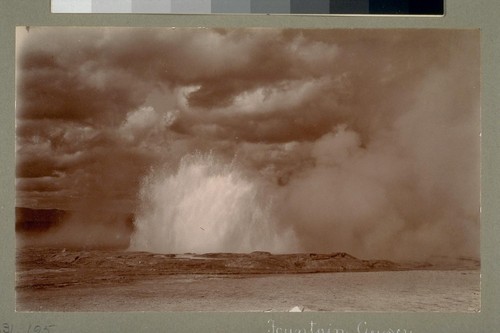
[27,324,56,333]
[1,323,56,333]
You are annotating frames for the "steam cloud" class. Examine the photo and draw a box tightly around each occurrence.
[130,153,295,254]
[16,28,479,260]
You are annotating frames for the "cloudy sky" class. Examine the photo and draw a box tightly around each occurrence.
[16,27,480,259]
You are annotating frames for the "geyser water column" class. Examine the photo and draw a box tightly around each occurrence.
[129,153,292,254]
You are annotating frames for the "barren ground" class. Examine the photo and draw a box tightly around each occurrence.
[16,248,480,312]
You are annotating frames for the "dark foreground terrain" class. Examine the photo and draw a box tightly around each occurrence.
[16,247,480,312]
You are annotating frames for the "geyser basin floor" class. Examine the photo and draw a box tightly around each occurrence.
[16,248,480,312]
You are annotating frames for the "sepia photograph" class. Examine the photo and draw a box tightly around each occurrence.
[15,27,480,312]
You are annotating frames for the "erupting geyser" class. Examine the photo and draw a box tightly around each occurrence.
[129,153,294,254]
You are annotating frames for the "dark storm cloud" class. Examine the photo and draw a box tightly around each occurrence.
[18,28,340,133]
[152,29,471,146]
[18,28,457,146]
[18,54,149,123]
[17,27,477,207]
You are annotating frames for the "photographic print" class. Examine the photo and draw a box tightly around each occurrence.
[15,27,480,312]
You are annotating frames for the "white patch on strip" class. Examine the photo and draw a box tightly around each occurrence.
[51,0,92,13]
